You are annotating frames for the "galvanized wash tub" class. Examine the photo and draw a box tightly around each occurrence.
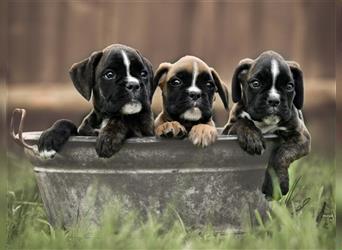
[11,109,277,231]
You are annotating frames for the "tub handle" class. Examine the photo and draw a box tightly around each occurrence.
[10,108,39,154]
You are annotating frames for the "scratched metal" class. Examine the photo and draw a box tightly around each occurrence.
[22,130,277,231]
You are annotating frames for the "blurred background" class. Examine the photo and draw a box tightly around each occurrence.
[5,1,335,157]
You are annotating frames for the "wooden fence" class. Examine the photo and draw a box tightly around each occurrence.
[7,1,335,85]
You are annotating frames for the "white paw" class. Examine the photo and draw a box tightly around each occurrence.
[189,124,218,148]
[39,150,56,160]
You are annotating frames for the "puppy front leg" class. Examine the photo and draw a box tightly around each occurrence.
[140,112,155,136]
[262,131,311,197]
[78,110,100,136]
[228,119,266,155]
[95,119,129,158]
[38,119,78,159]
[154,113,187,138]
[188,120,218,147]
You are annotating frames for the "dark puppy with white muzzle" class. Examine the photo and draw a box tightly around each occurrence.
[38,44,155,158]
[222,51,311,198]
[154,56,229,147]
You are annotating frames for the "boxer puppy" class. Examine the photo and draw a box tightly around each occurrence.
[38,44,156,158]
[222,51,311,198]
[154,56,229,147]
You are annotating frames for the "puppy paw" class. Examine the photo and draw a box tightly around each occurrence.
[95,133,123,158]
[189,124,218,147]
[155,121,187,139]
[38,120,77,159]
[237,128,265,155]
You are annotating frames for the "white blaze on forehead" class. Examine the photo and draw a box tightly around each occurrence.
[121,50,139,83]
[269,59,280,99]
[187,62,201,94]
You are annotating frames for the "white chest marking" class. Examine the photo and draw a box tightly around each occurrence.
[239,111,286,134]
[269,59,280,99]
[121,50,139,83]
[254,118,285,134]
[240,111,252,120]
[187,62,201,94]
[100,118,109,129]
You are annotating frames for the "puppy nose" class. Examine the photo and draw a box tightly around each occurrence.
[267,97,280,107]
[188,91,201,101]
[126,82,140,92]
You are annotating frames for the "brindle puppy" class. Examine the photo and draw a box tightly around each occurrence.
[38,44,156,158]
[223,51,311,198]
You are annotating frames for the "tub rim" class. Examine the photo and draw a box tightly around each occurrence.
[21,131,278,144]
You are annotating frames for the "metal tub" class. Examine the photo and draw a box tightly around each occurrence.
[11,109,276,231]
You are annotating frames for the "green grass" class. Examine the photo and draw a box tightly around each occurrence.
[6,153,335,249]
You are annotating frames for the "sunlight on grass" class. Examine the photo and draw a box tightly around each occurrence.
[5,152,335,249]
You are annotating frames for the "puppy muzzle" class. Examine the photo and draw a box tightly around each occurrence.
[181,107,202,121]
[121,101,142,115]
[126,81,141,93]
[266,106,279,115]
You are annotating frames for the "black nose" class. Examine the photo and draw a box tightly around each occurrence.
[267,97,280,107]
[126,82,140,92]
[188,91,201,101]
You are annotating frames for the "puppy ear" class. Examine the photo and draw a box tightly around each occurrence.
[154,62,172,89]
[287,61,304,109]
[135,50,155,101]
[69,51,103,101]
[231,58,253,103]
[210,68,229,110]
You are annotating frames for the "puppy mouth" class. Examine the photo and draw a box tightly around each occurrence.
[189,100,200,107]
[266,107,279,115]
[180,107,202,121]
[120,101,142,115]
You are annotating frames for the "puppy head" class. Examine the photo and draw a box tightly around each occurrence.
[231,51,304,123]
[69,44,155,116]
[154,56,229,123]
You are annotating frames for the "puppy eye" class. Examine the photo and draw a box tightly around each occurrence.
[103,71,115,80]
[140,70,148,78]
[249,80,261,89]
[206,82,215,90]
[170,79,182,87]
[286,82,294,91]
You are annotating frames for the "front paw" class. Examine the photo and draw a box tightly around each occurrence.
[155,121,187,139]
[38,120,77,159]
[189,124,218,147]
[237,128,265,155]
[95,133,123,158]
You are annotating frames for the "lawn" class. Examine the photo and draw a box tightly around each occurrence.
[6,152,335,249]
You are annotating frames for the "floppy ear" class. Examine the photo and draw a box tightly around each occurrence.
[69,51,103,101]
[210,68,229,111]
[231,58,253,103]
[135,50,155,101]
[287,61,304,109]
[153,62,172,89]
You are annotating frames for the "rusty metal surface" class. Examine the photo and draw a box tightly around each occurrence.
[21,131,277,231]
